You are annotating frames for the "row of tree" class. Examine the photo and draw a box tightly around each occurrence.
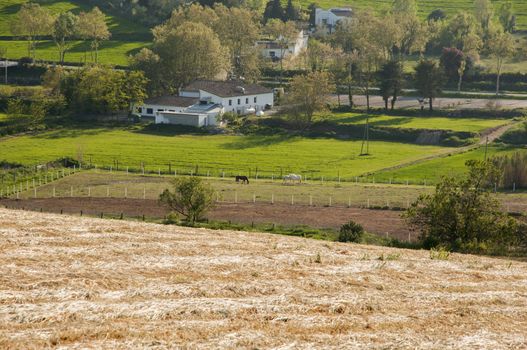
[10,3,110,63]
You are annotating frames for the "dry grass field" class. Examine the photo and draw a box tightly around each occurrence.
[1,208,527,349]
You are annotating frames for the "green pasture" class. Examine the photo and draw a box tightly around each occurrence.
[373,145,522,183]
[0,0,149,36]
[301,0,527,31]
[321,112,510,133]
[0,125,449,179]
[0,40,148,66]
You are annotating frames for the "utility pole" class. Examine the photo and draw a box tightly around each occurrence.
[484,136,489,161]
[360,115,370,156]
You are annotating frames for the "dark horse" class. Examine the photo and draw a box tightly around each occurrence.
[235,175,249,184]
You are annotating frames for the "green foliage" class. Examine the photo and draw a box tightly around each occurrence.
[429,246,450,260]
[414,59,444,111]
[499,121,527,145]
[159,176,215,223]
[60,65,147,116]
[405,160,520,254]
[338,220,364,243]
[378,60,404,110]
[491,151,527,189]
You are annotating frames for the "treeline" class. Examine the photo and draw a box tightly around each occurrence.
[492,151,527,189]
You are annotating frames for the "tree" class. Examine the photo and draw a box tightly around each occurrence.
[474,0,494,33]
[378,60,403,110]
[487,28,515,95]
[10,3,53,59]
[286,71,334,127]
[52,12,78,63]
[60,66,147,116]
[440,47,467,92]
[440,12,483,60]
[285,0,300,21]
[0,46,6,84]
[498,1,516,33]
[159,177,215,224]
[133,21,229,95]
[264,19,297,85]
[405,160,519,254]
[308,3,318,28]
[263,0,284,23]
[428,9,446,22]
[414,59,443,111]
[305,39,333,71]
[338,220,364,243]
[77,7,111,63]
[392,0,418,16]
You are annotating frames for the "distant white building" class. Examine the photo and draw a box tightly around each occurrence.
[315,8,353,34]
[257,30,309,60]
[133,80,274,126]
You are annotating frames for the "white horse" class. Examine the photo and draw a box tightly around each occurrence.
[283,174,302,184]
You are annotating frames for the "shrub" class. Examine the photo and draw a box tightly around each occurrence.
[159,177,215,224]
[338,220,364,243]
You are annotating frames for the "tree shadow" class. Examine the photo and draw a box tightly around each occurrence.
[221,134,296,150]
[133,123,208,136]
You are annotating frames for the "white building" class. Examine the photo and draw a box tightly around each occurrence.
[133,80,274,126]
[180,80,274,116]
[257,30,309,60]
[314,8,353,34]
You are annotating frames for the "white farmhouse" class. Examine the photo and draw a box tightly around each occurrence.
[180,80,274,115]
[133,80,274,127]
[257,30,309,60]
[314,8,353,34]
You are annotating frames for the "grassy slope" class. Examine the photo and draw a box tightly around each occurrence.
[374,144,521,183]
[304,0,527,31]
[320,112,509,133]
[0,0,149,65]
[0,126,448,178]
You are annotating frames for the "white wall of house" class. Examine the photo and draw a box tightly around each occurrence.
[135,104,188,117]
[156,112,218,127]
[258,30,308,59]
[315,8,352,34]
[197,90,274,115]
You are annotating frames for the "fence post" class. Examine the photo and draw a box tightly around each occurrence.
[53,186,56,198]
[88,187,91,197]
[143,187,146,200]
[367,198,370,208]
[291,194,294,205]
[513,183,516,192]
[175,170,177,177]
[158,168,161,176]
[253,193,256,203]
[348,197,351,208]
[107,186,110,197]
[126,166,129,175]
[271,193,274,204]
[125,187,128,199]
[235,191,238,204]
[329,196,332,207]
[33,187,36,199]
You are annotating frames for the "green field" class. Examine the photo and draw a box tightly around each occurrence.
[0,0,149,65]
[373,145,522,183]
[322,112,510,132]
[0,40,148,66]
[0,126,449,179]
[300,0,527,31]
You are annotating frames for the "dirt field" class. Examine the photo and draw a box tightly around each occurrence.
[1,208,526,349]
[0,197,411,240]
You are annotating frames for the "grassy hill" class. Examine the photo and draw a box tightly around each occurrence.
[0,0,149,65]
[305,0,527,31]
[1,208,526,348]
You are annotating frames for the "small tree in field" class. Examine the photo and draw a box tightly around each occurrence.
[159,177,215,224]
[405,160,519,254]
[338,221,364,243]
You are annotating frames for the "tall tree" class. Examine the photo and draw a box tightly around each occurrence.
[414,59,443,111]
[286,70,334,127]
[264,19,297,85]
[427,9,446,22]
[440,12,483,60]
[10,3,53,59]
[474,0,494,33]
[132,21,229,95]
[392,0,418,16]
[52,12,78,63]
[440,47,467,92]
[305,39,333,71]
[77,7,111,63]
[263,0,284,23]
[285,0,300,21]
[487,28,515,95]
[378,60,404,110]
[498,1,516,33]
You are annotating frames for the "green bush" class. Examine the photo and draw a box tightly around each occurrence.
[338,221,364,243]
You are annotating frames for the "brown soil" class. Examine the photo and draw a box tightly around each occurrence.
[0,197,411,240]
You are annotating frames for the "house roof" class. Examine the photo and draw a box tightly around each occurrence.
[144,96,199,107]
[330,8,353,17]
[182,80,272,98]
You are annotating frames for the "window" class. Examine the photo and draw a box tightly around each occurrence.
[157,109,163,112]
[254,97,257,103]
[245,98,249,104]
[238,99,241,105]
[137,107,142,113]
[229,99,232,106]
[146,108,153,114]
[269,51,276,57]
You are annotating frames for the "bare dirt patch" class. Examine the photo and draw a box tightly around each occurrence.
[0,208,526,349]
[0,197,411,240]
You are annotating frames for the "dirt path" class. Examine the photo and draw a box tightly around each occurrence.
[0,197,412,240]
